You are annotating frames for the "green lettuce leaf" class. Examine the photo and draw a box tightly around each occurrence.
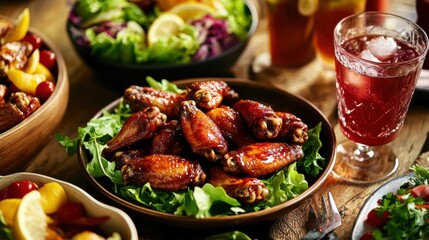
[298,122,325,176]
[146,76,186,94]
[219,0,252,40]
[205,231,252,240]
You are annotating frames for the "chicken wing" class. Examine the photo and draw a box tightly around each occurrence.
[275,112,308,145]
[177,100,228,162]
[121,154,207,191]
[233,100,283,140]
[222,142,303,178]
[111,146,149,169]
[102,106,167,157]
[208,167,268,204]
[206,105,256,148]
[150,120,191,156]
[123,85,185,119]
[0,92,40,133]
[185,81,238,110]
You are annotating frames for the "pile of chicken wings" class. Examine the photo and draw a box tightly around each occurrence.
[103,81,309,204]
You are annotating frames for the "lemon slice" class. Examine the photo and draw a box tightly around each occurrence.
[168,2,216,21]
[38,182,68,214]
[34,62,55,83]
[147,13,185,46]
[4,8,30,43]
[298,0,319,16]
[13,190,47,240]
[0,198,21,225]
[24,49,40,74]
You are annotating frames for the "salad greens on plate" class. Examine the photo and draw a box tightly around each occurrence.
[57,78,325,218]
[69,0,253,64]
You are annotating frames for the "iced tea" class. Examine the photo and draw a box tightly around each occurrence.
[313,0,364,67]
[267,0,315,67]
[336,34,425,146]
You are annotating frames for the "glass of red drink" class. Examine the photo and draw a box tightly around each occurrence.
[333,12,429,183]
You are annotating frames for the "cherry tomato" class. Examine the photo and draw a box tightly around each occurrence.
[39,49,56,70]
[365,209,389,228]
[36,81,55,102]
[411,185,429,201]
[0,180,39,200]
[22,32,42,51]
[57,202,86,223]
[360,232,373,240]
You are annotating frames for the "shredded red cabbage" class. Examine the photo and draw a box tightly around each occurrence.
[191,15,239,61]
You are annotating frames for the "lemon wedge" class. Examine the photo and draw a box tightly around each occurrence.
[34,62,55,83]
[38,182,68,214]
[0,198,21,225]
[147,13,185,46]
[4,8,30,43]
[298,0,319,16]
[13,190,47,240]
[24,49,40,74]
[6,68,45,95]
[168,2,216,21]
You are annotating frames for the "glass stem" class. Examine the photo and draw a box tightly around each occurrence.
[353,143,375,161]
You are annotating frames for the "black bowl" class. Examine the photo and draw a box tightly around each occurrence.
[66,2,259,91]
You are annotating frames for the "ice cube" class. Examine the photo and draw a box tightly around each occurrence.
[366,36,398,61]
[360,49,381,63]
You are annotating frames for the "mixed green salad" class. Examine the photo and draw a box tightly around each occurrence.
[360,164,429,240]
[69,0,253,65]
[57,79,326,218]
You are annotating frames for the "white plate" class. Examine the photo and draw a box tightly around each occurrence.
[351,173,414,240]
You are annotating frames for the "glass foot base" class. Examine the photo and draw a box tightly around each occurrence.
[332,140,398,184]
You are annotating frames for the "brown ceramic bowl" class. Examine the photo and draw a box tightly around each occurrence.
[0,27,69,174]
[78,78,336,228]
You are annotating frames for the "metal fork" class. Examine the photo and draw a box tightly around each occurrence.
[301,192,342,240]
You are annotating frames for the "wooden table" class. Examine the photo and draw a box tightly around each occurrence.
[1,1,429,239]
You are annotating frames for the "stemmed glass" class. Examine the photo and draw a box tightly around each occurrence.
[333,12,429,184]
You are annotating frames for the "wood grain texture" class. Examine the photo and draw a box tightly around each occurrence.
[0,1,428,239]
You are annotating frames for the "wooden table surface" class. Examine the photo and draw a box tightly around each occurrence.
[1,0,429,239]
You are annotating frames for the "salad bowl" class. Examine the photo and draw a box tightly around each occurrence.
[0,172,139,239]
[74,78,336,228]
[0,13,69,174]
[66,0,259,91]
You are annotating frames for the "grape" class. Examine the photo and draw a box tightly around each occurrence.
[36,81,55,102]
[39,49,56,70]
[22,33,42,51]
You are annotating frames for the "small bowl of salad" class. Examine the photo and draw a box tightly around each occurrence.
[0,172,139,240]
[0,9,69,174]
[66,0,258,90]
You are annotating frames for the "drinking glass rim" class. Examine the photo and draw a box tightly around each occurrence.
[334,11,429,67]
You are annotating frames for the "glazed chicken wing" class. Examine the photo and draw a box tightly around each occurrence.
[275,112,308,145]
[102,106,167,157]
[0,92,40,133]
[233,100,283,140]
[206,105,256,148]
[208,167,268,204]
[121,154,207,191]
[222,142,303,178]
[111,146,149,170]
[150,120,191,156]
[177,100,228,162]
[185,81,238,110]
[123,85,185,119]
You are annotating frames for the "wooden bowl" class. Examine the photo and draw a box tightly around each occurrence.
[78,78,336,228]
[0,172,139,240]
[0,28,69,174]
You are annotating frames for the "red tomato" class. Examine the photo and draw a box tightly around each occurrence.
[0,180,39,200]
[57,202,86,223]
[39,49,56,70]
[365,209,389,228]
[36,81,55,102]
[360,232,373,240]
[411,185,429,201]
[22,33,42,51]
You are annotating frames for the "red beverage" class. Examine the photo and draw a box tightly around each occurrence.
[267,0,315,68]
[336,35,421,146]
[417,0,429,69]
